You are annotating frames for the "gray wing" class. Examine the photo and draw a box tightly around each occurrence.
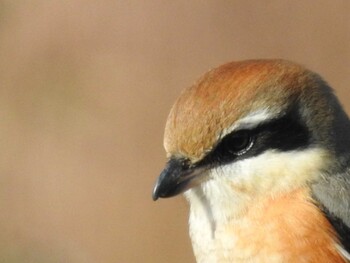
[312,171,350,255]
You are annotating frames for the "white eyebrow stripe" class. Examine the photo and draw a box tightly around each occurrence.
[220,109,277,139]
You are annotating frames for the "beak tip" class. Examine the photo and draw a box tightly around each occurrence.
[152,185,160,201]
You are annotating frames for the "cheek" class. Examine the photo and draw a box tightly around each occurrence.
[210,148,329,195]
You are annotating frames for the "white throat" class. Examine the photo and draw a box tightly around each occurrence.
[183,148,328,263]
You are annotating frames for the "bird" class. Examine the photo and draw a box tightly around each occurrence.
[152,59,350,262]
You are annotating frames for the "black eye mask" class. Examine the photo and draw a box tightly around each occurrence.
[195,107,311,169]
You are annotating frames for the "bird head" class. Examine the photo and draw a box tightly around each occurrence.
[152,60,350,219]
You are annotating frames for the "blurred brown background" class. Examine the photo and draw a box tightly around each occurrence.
[0,1,349,262]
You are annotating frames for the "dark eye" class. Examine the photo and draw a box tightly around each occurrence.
[197,129,254,166]
[222,130,254,156]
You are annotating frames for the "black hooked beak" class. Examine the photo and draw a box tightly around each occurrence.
[152,158,204,201]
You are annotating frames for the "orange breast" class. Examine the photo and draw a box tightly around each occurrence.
[221,188,347,262]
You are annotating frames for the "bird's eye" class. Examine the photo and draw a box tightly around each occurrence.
[199,130,255,166]
[224,130,254,156]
